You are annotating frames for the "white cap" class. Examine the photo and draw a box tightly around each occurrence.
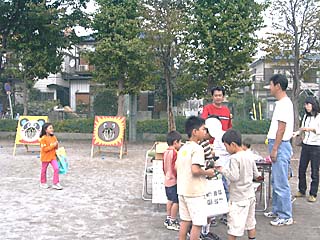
[205,117,223,138]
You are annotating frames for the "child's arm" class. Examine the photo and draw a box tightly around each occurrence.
[191,164,215,178]
[253,163,262,181]
[215,159,239,182]
[40,138,58,152]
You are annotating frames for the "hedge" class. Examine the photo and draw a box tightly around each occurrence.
[0,117,270,135]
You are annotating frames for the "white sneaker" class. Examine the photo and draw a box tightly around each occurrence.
[52,183,63,190]
[40,183,49,189]
[264,211,278,218]
[270,217,293,226]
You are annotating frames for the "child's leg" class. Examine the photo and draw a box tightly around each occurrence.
[189,224,201,240]
[171,202,178,219]
[166,200,173,218]
[40,162,49,183]
[50,159,60,184]
[179,220,191,240]
[247,228,256,239]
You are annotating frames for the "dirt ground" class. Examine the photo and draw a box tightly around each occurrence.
[0,139,319,240]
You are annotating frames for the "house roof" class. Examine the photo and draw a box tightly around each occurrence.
[62,73,92,81]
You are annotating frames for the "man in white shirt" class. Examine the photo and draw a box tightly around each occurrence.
[264,74,294,226]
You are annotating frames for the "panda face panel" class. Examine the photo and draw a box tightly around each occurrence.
[97,121,120,142]
[19,118,46,143]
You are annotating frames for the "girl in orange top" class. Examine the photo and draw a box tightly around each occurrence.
[39,123,62,190]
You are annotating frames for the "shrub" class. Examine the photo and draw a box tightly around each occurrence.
[53,118,94,133]
[0,119,18,131]
[0,117,270,135]
[232,119,270,134]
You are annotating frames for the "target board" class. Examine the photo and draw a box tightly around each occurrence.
[91,116,127,159]
[13,116,48,155]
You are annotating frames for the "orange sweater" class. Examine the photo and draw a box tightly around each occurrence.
[40,135,58,162]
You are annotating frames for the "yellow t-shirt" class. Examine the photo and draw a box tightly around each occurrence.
[176,141,206,197]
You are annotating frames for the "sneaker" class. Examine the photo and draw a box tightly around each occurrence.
[264,211,278,218]
[291,195,296,203]
[294,191,305,197]
[52,183,63,190]
[40,183,49,189]
[210,217,218,227]
[219,215,227,225]
[308,195,317,202]
[205,232,222,240]
[167,219,180,231]
[164,218,170,227]
[270,217,293,226]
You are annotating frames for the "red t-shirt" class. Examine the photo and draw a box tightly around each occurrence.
[163,147,178,187]
[201,104,232,131]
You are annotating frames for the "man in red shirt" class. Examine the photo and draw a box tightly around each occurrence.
[201,86,232,131]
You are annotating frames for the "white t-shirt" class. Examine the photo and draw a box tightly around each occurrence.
[301,114,320,146]
[175,141,207,197]
[267,96,294,141]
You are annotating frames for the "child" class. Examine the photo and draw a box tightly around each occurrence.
[206,116,230,225]
[175,116,215,240]
[199,123,219,238]
[242,138,264,162]
[39,123,63,190]
[163,130,182,231]
[215,129,261,240]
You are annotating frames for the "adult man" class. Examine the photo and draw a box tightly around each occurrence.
[264,74,294,226]
[201,86,232,131]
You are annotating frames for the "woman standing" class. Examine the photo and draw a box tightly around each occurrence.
[295,96,320,202]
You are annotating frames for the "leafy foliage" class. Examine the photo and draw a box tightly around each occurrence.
[262,0,320,129]
[0,0,90,114]
[183,0,265,96]
[87,0,154,115]
[93,89,118,116]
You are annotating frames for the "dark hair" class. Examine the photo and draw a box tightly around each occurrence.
[242,138,252,149]
[185,116,205,138]
[222,129,242,146]
[269,74,288,91]
[40,123,53,138]
[210,86,225,96]
[166,130,182,146]
[305,96,320,116]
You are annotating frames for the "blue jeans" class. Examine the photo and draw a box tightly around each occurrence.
[268,139,292,219]
[222,175,229,201]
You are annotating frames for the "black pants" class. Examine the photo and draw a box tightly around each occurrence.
[298,144,320,197]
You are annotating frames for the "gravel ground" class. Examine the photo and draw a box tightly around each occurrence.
[0,139,319,240]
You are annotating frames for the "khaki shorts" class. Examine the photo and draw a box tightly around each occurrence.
[227,198,256,237]
[178,195,207,226]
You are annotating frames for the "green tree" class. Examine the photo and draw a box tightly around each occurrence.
[143,0,190,131]
[0,0,89,115]
[185,0,265,96]
[88,0,153,116]
[262,0,320,129]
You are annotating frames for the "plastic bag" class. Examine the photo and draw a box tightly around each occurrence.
[56,147,69,174]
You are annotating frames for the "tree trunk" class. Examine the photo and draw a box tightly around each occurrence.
[128,94,137,142]
[22,78,28,115]
[117,78,125,116]
[292,25,301,131]
[165,66,176,131]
